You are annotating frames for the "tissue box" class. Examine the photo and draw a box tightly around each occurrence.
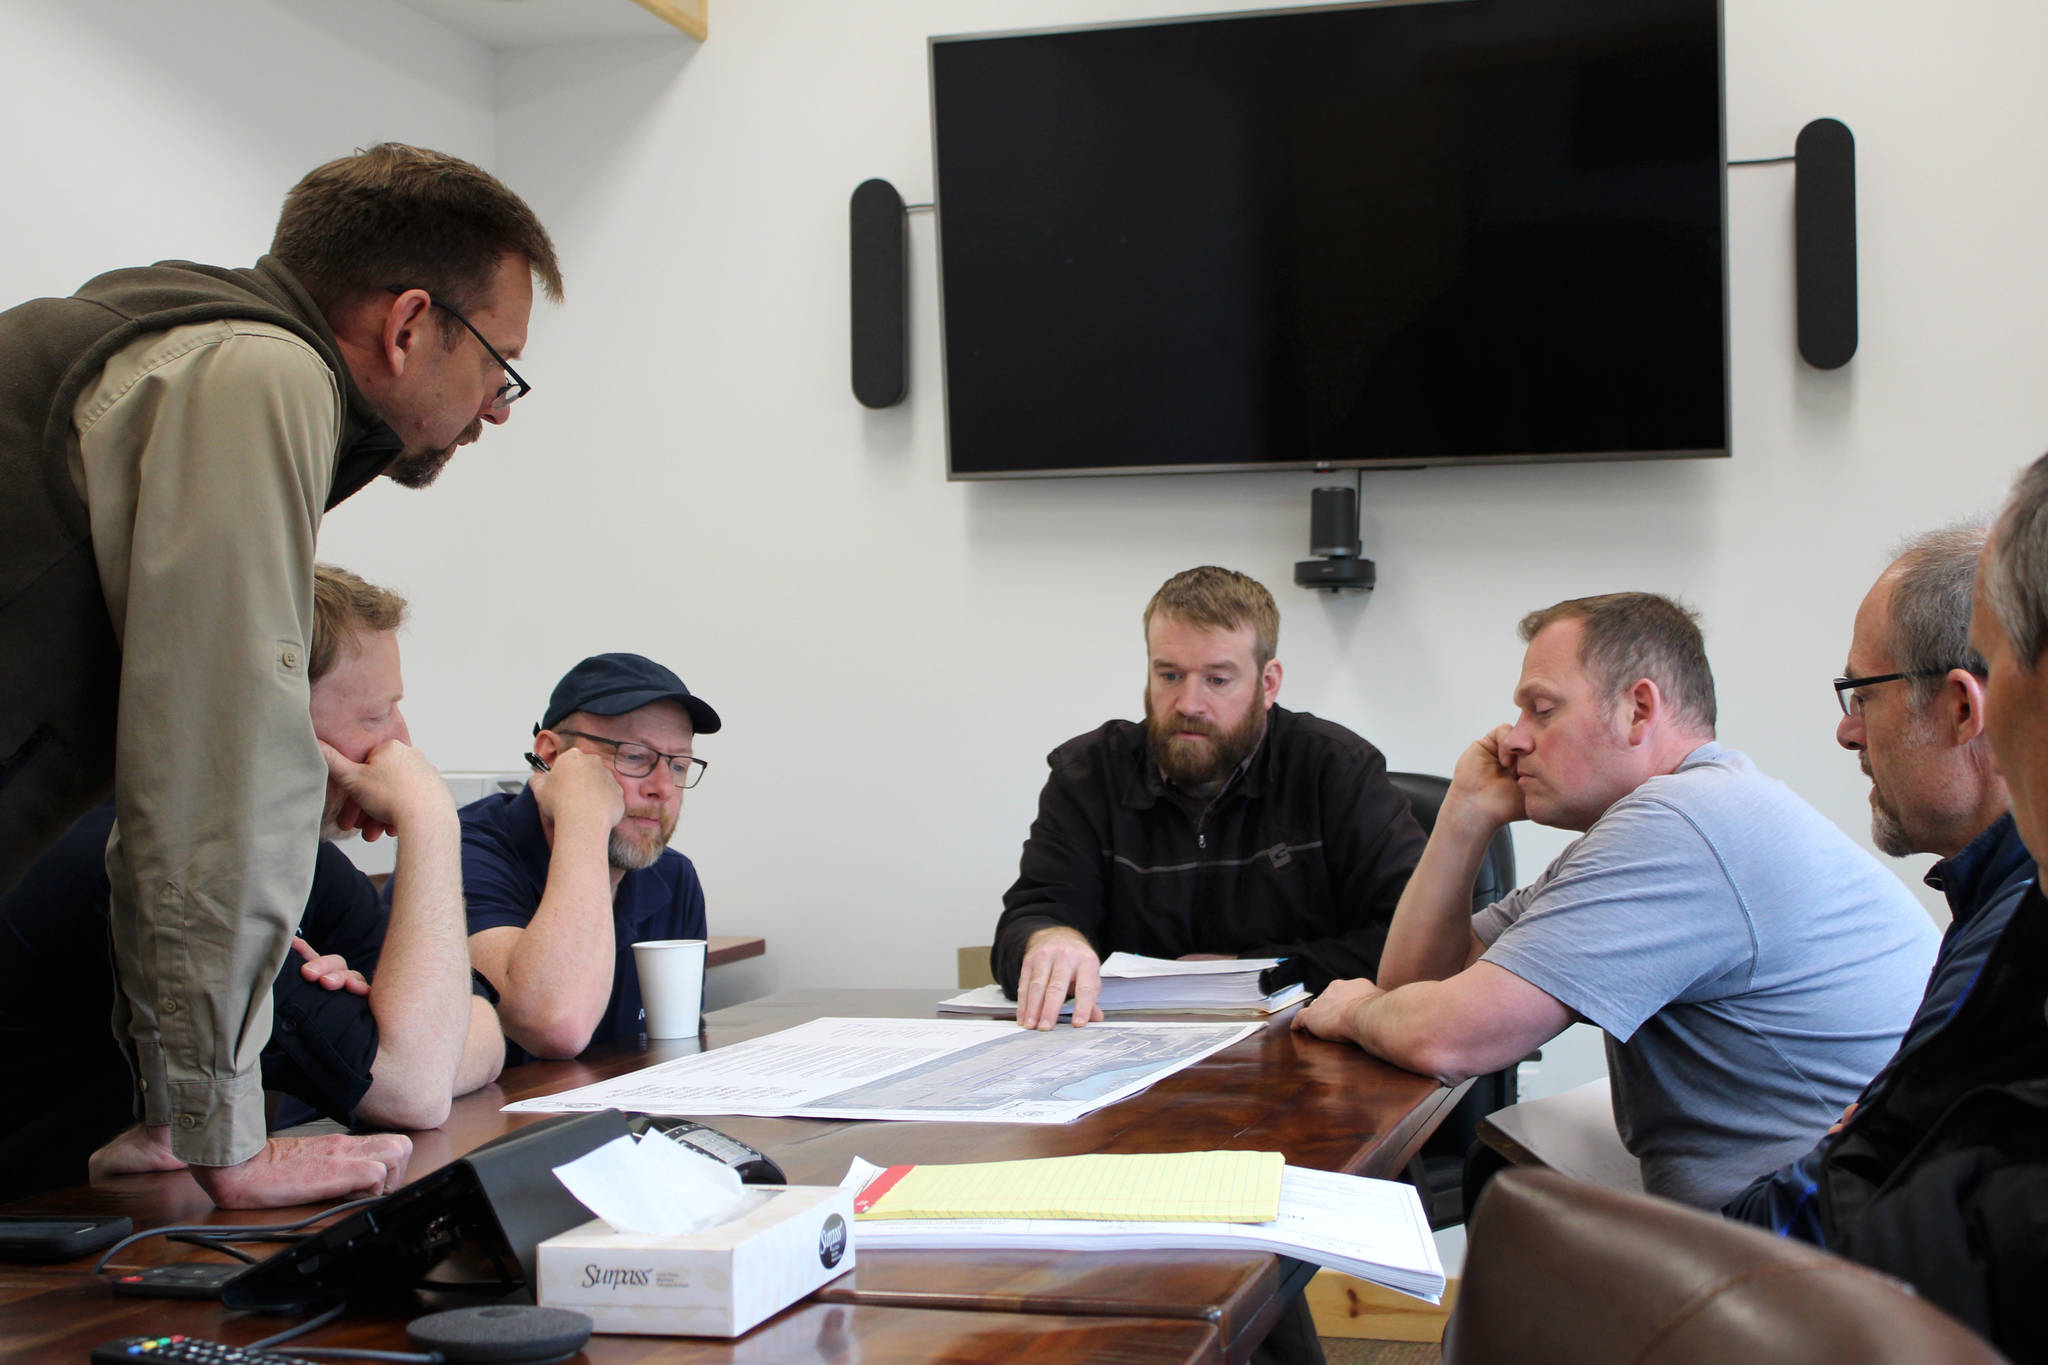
[537,1185,854,1337]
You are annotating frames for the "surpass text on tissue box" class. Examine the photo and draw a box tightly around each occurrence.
[538,1185,854,1337]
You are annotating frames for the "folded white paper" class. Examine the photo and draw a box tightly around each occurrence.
[553,1129,747,1236]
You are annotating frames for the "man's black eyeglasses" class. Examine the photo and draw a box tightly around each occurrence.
[386,286,530,410]
[553,729,708,789]
[1832,668,1972,716]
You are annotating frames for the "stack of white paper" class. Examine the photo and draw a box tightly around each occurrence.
[842,1160,1446,1303]
[941,953,1307,1017]
[1095,953,1291,1008]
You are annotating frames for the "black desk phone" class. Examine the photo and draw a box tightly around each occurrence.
[628,1114,787,1184]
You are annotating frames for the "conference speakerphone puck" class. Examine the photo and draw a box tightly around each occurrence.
[405,1304,596,1364]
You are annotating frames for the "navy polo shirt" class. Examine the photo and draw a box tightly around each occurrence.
[456,787,707,1064]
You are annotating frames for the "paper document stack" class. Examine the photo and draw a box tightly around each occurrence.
[940,952,1307,1018]
[842,1158,1445,1303]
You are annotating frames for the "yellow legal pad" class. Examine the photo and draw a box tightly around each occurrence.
[852,1150,1285,1223]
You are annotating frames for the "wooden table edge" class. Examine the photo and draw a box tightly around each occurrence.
[1363,1074,1474,1178]
[705,935,765,968]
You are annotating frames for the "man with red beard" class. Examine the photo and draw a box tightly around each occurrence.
[455,654,720,1060]
[995,566,1426,1029]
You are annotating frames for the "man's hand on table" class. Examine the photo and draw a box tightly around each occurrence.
[88,1124,189,1180]
[88,1127,411,1205]
[1291,976,1386,1047]
[188,1132,412,1209]
[1016,926,1105,1030]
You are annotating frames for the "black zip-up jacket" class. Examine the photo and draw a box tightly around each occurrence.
[1812,882,2048,1360]
[993,705,1427,996]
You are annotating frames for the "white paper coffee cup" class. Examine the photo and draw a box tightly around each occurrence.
[633,938,708,1039]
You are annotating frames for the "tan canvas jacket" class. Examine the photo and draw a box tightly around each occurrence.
[0,259,398,1165]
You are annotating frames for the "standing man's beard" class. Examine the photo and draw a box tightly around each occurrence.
[1145,694,1268,791]
[384,418,484,490]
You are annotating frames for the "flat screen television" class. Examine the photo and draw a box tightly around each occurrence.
[929,0,1727,479]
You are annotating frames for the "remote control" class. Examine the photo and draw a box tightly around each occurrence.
[90,1335,318,1364]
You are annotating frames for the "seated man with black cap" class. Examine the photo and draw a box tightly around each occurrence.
[460,653,721,1060]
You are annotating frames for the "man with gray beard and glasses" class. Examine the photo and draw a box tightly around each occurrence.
[1725,455,2048,1360]
[451,654,720,1061]
[994,566,1426,1030]
[1722,523,2030,1241]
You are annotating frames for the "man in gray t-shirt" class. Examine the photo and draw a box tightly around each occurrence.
[1297,592,1938,1207]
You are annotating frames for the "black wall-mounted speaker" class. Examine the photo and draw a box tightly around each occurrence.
[1795,118,1857,370]
[850,178,907,407]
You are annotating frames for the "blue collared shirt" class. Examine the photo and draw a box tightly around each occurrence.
[455,786,707,1064]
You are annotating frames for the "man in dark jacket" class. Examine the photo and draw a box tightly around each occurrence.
[995,565,1426,1028]
[1724,523,2031,1240]
[1778,456,2048,1360]
[0,144,558,1208]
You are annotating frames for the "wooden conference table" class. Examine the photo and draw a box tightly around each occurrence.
[703,935,765,969]
[1,988,1465,1365]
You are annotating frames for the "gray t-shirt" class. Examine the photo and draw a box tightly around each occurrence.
[1472,742,1940,1208]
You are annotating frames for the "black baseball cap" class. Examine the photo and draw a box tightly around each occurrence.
[538,653,723,735]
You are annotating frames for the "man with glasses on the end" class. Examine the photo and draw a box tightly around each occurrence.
[452,654,720,1060]
[1724,522,2032,1240]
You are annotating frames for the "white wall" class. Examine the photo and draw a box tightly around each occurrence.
[0,0,495,306]
[12,0,2048,1002]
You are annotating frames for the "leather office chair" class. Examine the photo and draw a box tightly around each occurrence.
[1386,771,1517,1228]
[1386,770,1516,913]
[1443,1169,2009,1365]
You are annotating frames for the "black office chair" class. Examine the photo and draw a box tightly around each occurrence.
[1386,770,1519,1229]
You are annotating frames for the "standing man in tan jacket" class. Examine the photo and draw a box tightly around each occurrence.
[0,144,560,1208]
